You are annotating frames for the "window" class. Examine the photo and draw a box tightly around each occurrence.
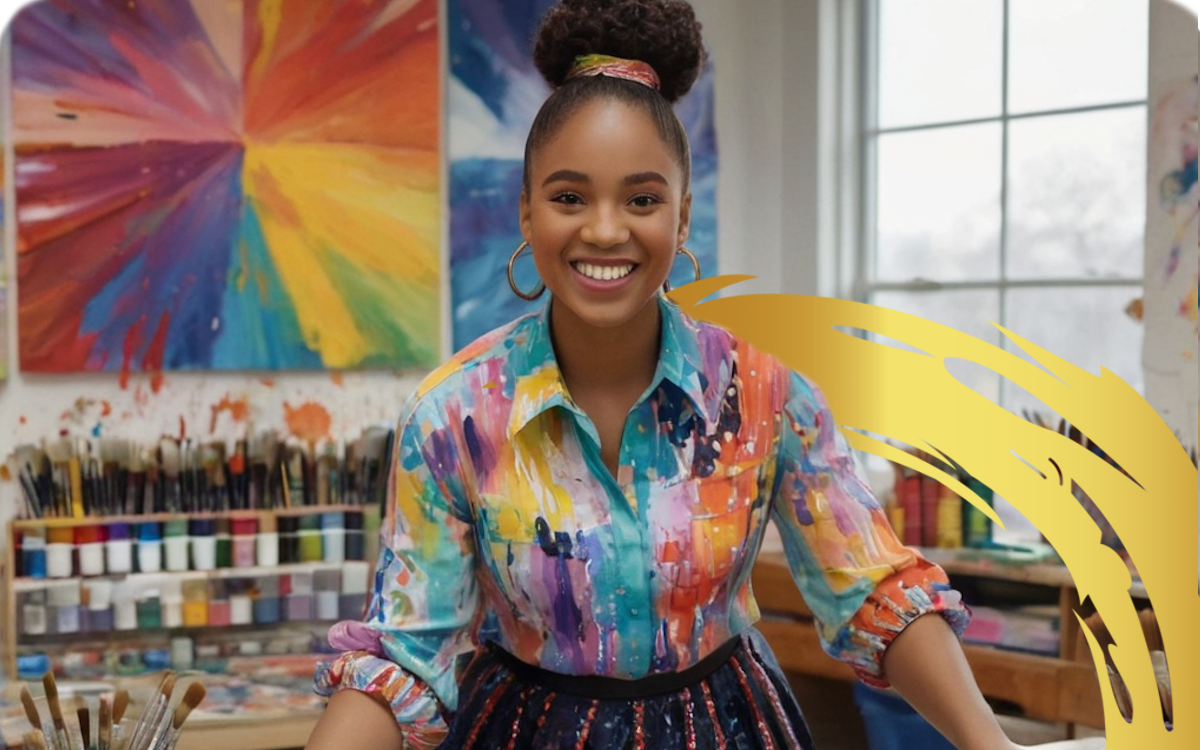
[861,0,1149,542]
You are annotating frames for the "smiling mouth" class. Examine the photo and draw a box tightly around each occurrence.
[571,261,637,281]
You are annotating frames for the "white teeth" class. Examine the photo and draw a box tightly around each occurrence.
[574,262,634,281]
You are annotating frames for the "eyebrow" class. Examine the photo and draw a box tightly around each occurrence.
[540,170,671,188]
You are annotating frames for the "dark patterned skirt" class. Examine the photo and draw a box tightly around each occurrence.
[438,628,817,750]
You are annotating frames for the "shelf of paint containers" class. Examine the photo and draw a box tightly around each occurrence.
[9,506,369,580]
[12,560,372,639]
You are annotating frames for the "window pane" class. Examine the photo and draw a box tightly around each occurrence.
[875,124,1003,283]
[1007,108,1146,280]
[877,0,1003,128]
[1009,0,1149,114]
[869,289,1002,404]
[1002,286,1145,417]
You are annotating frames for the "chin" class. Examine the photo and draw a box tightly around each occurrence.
[553,287,661,331]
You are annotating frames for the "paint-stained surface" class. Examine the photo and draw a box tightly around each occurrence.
[315,295,967,747]
[10,0,440,372]
[446,0,718,351]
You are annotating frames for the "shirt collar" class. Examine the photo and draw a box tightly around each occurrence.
[506,294,713,438]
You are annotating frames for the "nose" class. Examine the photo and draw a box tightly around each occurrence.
[579,203,630,249]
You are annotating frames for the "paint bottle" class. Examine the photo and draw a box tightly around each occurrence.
[315,568,341,620]
[208,579,232,627]
[232,517,258,568]
[84,579,114,633]
[230,580,253,626]
[21,590,48,637]
[278,516,300,564]
[22,531,47,579]
[257,514,279,567]
[164,518,190,572]
[171,636,195,671]
[50,582,82,635]
[215,518,233,568]
[46,526,75,578]
[136,522,163,573]
[160,578,184,629]
[963,477,995,548]
[113,581,138,631]
[252,576,281,624]
[287,571,315,620]
[190,519,217,571]
[340,561,371,620]
[105,523,133,575]
[182,577,209,627]
[344,511,365,561]
[137,588,163,629]
[298,514,323,563]
[321,511,346,563]
[76,525,106,577]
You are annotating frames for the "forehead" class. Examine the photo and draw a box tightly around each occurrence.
[532,98,680,180]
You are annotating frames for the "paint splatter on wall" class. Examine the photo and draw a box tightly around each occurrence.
[447,0,719,351]
[10,0,441,373]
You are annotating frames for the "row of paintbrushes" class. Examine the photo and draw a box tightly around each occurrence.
[20,672,205,750]
[10,428,395,520]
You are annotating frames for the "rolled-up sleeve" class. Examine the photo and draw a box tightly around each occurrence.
[769,370,970,688]
[315,397,479,750]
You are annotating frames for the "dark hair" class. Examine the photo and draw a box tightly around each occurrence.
[524,0,706,193]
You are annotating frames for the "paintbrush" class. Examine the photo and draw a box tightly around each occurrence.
[99,696,111,750]
[159,438,181,513]
[74,696,90,750]
[20,687,43,734]
[22,729,48,750]
[43,673,74,750]
[127,672,176,750]
[161,683,206,750]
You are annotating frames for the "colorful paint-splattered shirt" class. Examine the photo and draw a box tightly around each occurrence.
[315,294,969,749]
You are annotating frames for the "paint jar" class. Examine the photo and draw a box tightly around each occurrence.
[340,561,371,620]
[320,512,346,563]
[345,511,365,561]
[257,514,279,567]
[163,518,190,572]
[298,514,323,563]
[182,577,209,627]
[136,522,163,573]
[137,589,163,629]
[21,590,48,636]
[85,579,114,633]
[278,516,300,564]
[75,525,106,577]
[215,518,233,568]
[190,520,217,571]
[252,576,281,624]
[46,526,75,578]
[105,523,133,574]
[171,637,194,671]
[208,580,231,626]
[160,578,184,629]
[22,531,48,579]
[113,581,138,631]
[315,568,341,620]
[232,517,258,568]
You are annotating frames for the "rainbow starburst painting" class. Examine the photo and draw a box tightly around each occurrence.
[10,0,440,373]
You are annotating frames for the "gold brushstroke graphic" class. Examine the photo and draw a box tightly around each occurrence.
[671,276,1197,748]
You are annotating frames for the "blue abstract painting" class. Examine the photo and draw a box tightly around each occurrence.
[449,0,719,351]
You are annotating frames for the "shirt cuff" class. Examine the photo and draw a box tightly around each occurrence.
[315,650,450,750]
[827,559,972,689]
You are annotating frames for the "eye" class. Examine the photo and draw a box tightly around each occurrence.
[630,194,662,208]
[551,192,584,206]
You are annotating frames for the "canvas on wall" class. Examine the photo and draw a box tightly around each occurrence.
[448,0,719,352]
[9,0,440,374]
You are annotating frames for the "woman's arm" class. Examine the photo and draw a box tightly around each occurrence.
[306,690,405,750]
[883,614,1023,750]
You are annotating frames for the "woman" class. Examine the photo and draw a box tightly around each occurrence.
[306,1,1024,748]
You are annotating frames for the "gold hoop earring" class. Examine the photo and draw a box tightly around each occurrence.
[662,247,702,293]
[507,241,545,301]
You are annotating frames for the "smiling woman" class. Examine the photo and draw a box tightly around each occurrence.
[302,2,1024,750]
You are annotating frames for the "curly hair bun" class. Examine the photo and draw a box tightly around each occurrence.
[533,0,706,104]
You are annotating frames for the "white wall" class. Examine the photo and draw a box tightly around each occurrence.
[0,1,836,523]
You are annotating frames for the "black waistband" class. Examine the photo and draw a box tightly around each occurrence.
[486,637,741,699]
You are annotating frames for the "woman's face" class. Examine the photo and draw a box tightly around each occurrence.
[520,98,691,330]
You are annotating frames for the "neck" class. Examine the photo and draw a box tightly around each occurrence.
[549,296,662,396]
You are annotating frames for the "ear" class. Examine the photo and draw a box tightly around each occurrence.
[519,190,533,244]
[677,191,692,247]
